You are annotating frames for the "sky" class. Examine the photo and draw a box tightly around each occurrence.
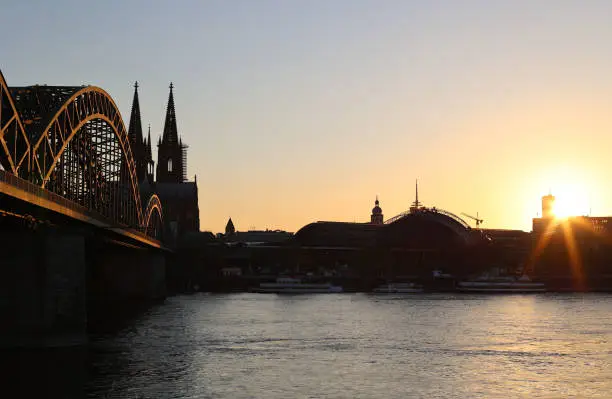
[2,0,612,233]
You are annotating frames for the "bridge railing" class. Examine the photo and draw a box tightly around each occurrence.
[0,168,92,219]
[0,169,157,242]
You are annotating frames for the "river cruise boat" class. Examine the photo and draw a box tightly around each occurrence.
[457,274,546,293]
[372,282,424,293]
[252,277,343,294]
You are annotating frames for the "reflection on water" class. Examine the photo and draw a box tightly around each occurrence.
[11,293,612,398]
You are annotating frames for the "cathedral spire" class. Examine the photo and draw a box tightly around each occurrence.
[128,81,148,182]
[156,82,186,183]
[162,82,178,144]
[128,81,144,147]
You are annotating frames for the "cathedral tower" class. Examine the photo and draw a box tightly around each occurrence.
[156,83,187,183]
[127,81,149,182]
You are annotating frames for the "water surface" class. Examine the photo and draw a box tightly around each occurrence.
[87,293,612,398]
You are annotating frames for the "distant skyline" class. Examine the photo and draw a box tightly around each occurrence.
[2,0,612,233]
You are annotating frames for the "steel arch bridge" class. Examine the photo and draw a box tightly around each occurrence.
[0,70,30,176]
[0,70,163,240]
[144,194,164,240]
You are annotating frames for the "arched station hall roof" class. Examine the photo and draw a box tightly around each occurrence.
[293,221,382,248]
[293,208,489,249]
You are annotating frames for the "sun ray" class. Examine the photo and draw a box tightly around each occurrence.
[560,220,585,291]
[527,217,558,275]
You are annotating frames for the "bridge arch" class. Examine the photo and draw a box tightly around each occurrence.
[22,86,142,227]
[144,194,164,240]
[0,71,30,176]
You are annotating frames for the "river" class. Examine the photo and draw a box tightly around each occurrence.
[14,293,612,398]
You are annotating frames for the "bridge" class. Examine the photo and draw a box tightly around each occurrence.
[0,70,164,244]
[0,69,170,348]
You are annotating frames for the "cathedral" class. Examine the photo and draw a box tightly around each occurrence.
[127,82,200,241]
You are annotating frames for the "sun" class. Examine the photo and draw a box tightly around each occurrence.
[550,185,589,219]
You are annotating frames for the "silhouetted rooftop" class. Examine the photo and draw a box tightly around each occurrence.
[294,221,382,247]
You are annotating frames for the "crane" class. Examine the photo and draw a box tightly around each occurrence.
[461,212,483,227]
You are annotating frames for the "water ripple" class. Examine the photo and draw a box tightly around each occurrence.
[86,293,612,398]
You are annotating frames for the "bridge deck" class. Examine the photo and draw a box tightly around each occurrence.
[0,169,163,249]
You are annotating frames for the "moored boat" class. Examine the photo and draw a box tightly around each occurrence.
[251,276,343,294]
[457,274,546,293]
[372,282,424,293]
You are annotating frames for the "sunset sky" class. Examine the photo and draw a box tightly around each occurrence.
[2,0,612,233]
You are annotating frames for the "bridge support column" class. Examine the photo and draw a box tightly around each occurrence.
[0,228,87,348]
[88,245,166,316]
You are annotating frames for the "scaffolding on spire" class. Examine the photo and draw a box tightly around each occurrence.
[180,137,188,182]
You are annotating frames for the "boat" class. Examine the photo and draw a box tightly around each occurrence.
[372,282,424,293]
[432,270,453,279]
[251,276,343,294]
[457,274,546,293]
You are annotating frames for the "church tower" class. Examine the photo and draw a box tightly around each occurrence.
[156,83,187,183]
[225,217,236,236]
[370,196,384,224]
[127,81,148,182]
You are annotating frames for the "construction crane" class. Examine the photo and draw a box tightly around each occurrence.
[461,212,483,227]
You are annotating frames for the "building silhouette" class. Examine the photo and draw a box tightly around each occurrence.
[531,193,612,290]
[129,82,199,241]
[292,189,490,278]
[220,217,292,244]
[127,82,154,184]
[225,217,236,237]
[409,180,422,213]
[156,83,187,184]
[370,196,383,224]
[541,194,555,219]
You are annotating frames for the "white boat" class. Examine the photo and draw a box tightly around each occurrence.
[457,274,546,293]
[432,270,453,279]
[372,282,424,293]
[252,277,343,294]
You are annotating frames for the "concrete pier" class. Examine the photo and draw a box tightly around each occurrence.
[0,226,166,348]
[88,243,167,306]
[0,228,87,347]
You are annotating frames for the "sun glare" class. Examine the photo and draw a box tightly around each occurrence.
[550,185,589,219]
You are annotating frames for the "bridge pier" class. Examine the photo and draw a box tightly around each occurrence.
[0,223,167,347]
[87,242,166,329]
[0,227,87,348]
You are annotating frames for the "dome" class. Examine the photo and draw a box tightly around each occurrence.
[371,198,382,215]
